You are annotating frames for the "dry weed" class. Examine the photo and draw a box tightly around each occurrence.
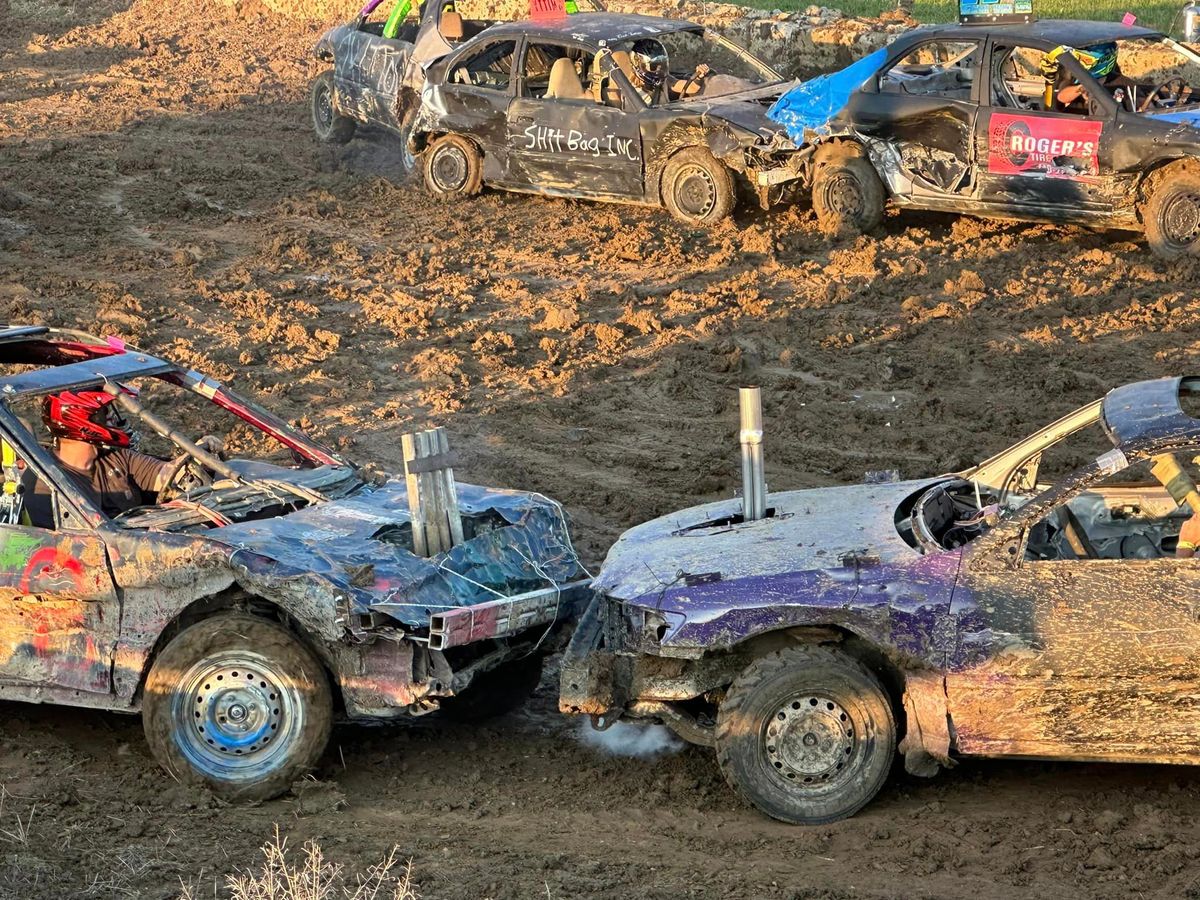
[179,827,417,900]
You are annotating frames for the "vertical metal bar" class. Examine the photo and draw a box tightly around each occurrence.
[402,431,428,557]
[739,387,766,521]
[438,427,465,546]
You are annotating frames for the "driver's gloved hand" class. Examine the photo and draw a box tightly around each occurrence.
[195,435,226,459]
[1179,512,1200,555]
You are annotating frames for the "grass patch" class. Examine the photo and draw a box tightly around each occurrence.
[744,0,1186,34]
[9,0,79,23]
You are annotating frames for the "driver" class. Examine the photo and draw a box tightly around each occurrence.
[39,388,220,517]
[624,39,714,104]
[1043,42,1132,112]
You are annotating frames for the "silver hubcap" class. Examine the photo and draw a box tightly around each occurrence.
[172,652,302,782]
[675,164,717,219]
[765,695,855,785]
[431,145,468,192]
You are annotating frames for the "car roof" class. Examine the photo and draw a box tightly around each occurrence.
[478,12,701,44]
[1102,376,1200,456]
[908,18,1162,48]
[0,325,175,398]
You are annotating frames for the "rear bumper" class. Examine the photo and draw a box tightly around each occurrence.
[559,592,624,717]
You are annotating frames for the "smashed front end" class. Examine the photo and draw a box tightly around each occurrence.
[218,481,590,719]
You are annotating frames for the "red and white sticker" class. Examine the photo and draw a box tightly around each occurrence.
[530,0,566,19]
[987,113,1102,179]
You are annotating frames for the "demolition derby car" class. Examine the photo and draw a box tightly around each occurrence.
[562,376,1200,824]
[0,327,587,799]
[770,19,1200,258]
[312,3,807,224]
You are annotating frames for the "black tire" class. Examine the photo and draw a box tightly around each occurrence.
[439,652,544,723]
[423,133,483,196]
[143,614,332,801]
[661,146,737,225]
[715,645,896,825]
[811,145,885,237]
[310,71,356,145]
[1144,170,1200,260]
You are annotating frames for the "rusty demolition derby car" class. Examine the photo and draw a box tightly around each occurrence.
[0,326,587,799]
[313,3,1200,255]
[562,377,1200,823]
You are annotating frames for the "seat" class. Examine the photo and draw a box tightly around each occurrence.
[546,57,585,100]
[594,50,635,106]
[439,10,464,41]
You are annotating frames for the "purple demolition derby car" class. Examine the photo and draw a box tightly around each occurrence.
[562,376,1200,823]
[0,327,587,799]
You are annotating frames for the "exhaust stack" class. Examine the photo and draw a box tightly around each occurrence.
[739,387,767,521]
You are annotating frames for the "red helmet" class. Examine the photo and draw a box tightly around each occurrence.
[41,386,137,448]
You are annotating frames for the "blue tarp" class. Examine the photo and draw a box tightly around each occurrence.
[767,48,888,143]
[1147,109,1200,129]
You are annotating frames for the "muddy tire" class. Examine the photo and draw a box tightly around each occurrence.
[311,71,356,145]
[423,133,483,196]
[715,645,895,825]
[1144,171,1200,260]
[143,615,332,801]
[661,146,736,225]
[811,145,885,237]
[439,652,544,723]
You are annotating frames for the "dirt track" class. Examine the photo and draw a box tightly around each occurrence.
[5,2,1200,897]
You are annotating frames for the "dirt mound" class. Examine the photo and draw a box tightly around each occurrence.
[5,0,1200,897]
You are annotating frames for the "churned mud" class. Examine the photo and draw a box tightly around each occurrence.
[4,1,1200,897]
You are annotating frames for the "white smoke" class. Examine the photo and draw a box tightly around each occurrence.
[577,719,684,758]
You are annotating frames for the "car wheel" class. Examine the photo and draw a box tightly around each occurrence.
[661,146,736,225]
[1144,171,1200,260]
[811,145,885,236]
[310,71,356,145]
[142,614,332,801]
[423,134,483,196]
[715,645,895,824]
[439,652,544,723]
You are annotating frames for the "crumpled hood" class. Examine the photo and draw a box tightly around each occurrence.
[595,477,943,604]
[210,480,584,626]
[700,95,791,142]
[1145,108,1200,131]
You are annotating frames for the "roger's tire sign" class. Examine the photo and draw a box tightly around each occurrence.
[987,112,1101,179]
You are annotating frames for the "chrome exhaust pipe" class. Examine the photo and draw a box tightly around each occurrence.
[739,387,766,521]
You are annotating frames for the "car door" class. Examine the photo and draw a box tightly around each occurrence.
[435,37,520,181]
[975,42,1121,213]
[847,38,984,198]
[945,451,1200,761]
[504,42,643,198]
[0,421,119,697]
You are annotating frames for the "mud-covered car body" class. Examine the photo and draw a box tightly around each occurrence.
[562,377,1200,783]
[313,0,470,132]
[410,13,806,207]
[0,326,587,720]
[770,20,1200,228]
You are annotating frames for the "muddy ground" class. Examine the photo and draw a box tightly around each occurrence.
[4,1,1200,897]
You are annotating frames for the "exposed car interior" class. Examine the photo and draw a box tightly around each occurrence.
[523,44,596,100]
[879,40,981,100]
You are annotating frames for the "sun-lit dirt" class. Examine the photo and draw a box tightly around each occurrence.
[4,2,1200,897]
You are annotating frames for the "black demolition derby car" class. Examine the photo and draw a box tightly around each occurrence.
[773,17,1200,258]
[0,327,587,799]
[312,2,807,224]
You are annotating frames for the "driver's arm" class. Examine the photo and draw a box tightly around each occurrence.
[126,450,175,494]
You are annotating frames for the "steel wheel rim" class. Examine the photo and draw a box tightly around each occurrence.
[822,172,864,219]
[1161,190,1200,250]
[431,145,469,192]
[764,694,857,789]
[315,83,334,133]
[172,651,302,782]
[675,164,717,219]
